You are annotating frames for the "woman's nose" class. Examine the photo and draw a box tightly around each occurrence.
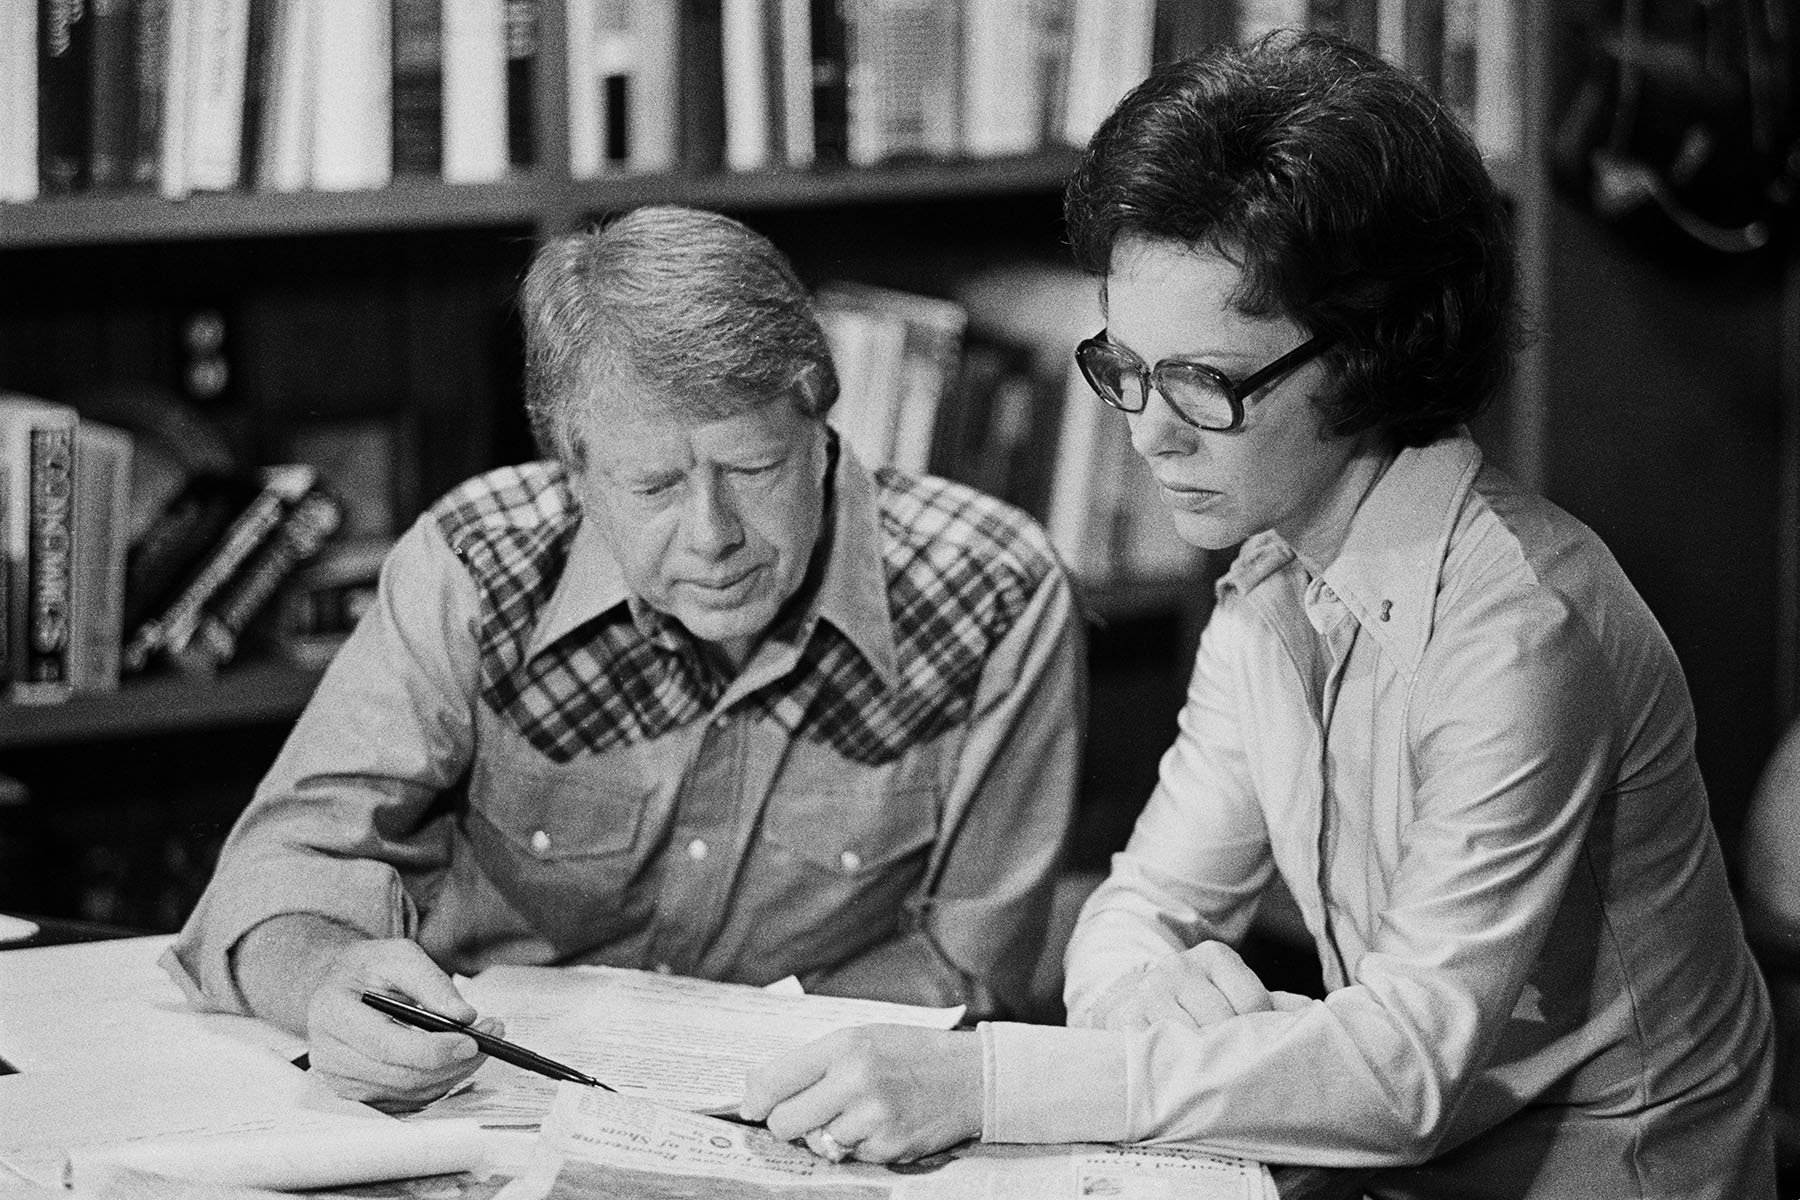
[1125,393,1194,460]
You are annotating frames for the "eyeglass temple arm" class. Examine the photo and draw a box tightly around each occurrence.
[1232,335,1333,399]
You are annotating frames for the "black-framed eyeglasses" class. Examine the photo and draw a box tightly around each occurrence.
[1074,330,1334,433]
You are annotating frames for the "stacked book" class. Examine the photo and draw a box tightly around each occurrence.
[0,392,345,705]
[814,274,1203,590]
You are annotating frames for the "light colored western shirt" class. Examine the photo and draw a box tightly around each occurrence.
[166,445,1083,1022]
[979,435,1772,1199]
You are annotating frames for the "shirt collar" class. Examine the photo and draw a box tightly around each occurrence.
[526,441,901,686]
[1219,432,1484,674]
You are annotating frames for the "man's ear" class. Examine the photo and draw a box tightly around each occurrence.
[792,360,838,416]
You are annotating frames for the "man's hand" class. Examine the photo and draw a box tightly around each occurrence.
[1080,940,1299,1031]
[740,1026,982,1164]
[301,938,502,1111]
[233,917,499,1112]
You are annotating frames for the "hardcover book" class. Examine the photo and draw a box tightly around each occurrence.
[69,421,134,694]
[0,392,80,703]
[503,0,538,168]
[442,0,508,183]
[86,0,138,190]
[391,0,444,175]
[121,464,317,674]
[173,482,344,676]
[39,0,93,193]
[0,0,39,203]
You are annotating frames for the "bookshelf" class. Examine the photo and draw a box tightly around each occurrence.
[0,661,325,750]
[27,0,1784,941]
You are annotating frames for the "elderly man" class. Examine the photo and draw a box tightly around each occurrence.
[165,206,1083,1109]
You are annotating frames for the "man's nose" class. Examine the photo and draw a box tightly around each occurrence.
[682,476,744,555]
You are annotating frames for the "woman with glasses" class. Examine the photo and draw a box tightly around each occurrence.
[743,32,1775,1198]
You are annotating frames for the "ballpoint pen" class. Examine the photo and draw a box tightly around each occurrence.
[360,990,614,1090]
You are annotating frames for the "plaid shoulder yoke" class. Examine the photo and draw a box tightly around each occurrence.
[433,462,1057,765]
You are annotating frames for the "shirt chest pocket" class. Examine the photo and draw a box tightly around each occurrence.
[758,780,938,878]
[468,752,651,863]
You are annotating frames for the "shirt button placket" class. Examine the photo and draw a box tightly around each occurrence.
[652,708,738,977]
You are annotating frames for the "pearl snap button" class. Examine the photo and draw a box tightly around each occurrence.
[840,850,862,873]
[530,830,551,855]
[687,838,709,861]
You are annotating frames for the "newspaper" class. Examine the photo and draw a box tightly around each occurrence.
[425,966,964,1125]
[495,1084,1277,1200]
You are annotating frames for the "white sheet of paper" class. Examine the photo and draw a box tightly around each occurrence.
[0,936,304,1073]
[63,1119,495,1193]
[436,965,964,1120]
[0,1041,385,1187]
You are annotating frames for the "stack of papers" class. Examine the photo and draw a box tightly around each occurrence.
[0,940,1277,1199]
[428,965,966,1122]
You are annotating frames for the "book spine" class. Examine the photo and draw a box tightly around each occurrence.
[310,0,392,190]
[177,486,344,675]
[69,423,133,693]
[0,453,12,683]
[39,0,93,194]
[16,420,75,702]
[1308,0,1377,50]
[1400,0,1443,94]
[441,0,508,183]
[678,0,725,172]
[392,0,443,175]
[777,0,811,167]
[130,0,170,188]
[721,0,770,171]
[238,0,277,189]
[87,0,138,190]
[122,467,314,672]
[157,0,193,198]
[185,0,252,192]
[502,0,536,168]
[254,0,316,192]
[809,0,848,163]
[625,0,680,173]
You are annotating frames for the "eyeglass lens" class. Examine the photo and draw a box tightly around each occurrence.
[1079,343,1237,431]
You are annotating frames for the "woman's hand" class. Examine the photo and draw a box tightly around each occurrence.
[1081,940,1294,1031]
[740,1026,982,1164]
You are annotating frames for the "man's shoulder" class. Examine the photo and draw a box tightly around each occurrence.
[429,462,579,551]
[872,468,1061,594]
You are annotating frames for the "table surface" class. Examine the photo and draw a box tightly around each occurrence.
[0,912,154,951]
[0,913,1374,1199]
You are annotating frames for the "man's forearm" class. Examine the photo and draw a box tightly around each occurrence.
[230,913,369,1034]
[805,930,995,1017]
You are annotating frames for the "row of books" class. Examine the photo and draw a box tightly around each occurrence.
[0,0,1523,205]
[0,392,351,705]
[1,0,540,201]
[818,269,1202,588]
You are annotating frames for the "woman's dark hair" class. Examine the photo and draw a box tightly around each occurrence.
[1064,32,1518,447]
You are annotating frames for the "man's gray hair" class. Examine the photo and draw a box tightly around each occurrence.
[519,205,839,467]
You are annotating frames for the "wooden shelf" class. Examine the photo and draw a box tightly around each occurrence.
[0,151,1083,249]
[0,661,325,750]
[0,179,544,247]
[563,150,1084,215]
